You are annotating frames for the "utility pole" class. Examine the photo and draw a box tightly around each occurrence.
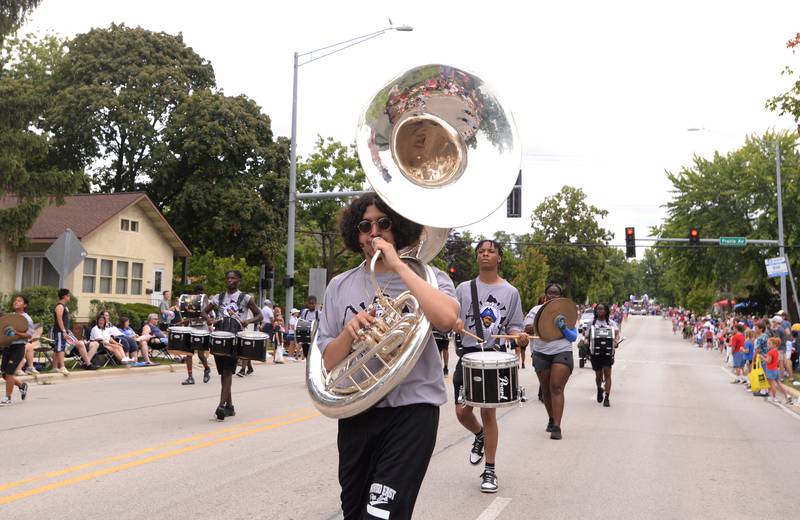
[775,141,789,313]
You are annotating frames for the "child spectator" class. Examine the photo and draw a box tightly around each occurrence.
[729,324,746,384]
[764,336,792,404]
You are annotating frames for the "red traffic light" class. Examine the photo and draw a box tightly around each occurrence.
[690,228,698,237]
[449,266,456,274]
[625,227,635,237]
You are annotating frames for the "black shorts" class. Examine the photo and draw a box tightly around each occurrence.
[338,404,439,520]
[532,350,574,373]
[2,344,25,376]
[213,354,238,375]
[434,337,449,352]
[590,354,614,370]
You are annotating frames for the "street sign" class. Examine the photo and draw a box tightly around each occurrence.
[765,257,789,278]
[45,229,88,287]
[719,236,747,247]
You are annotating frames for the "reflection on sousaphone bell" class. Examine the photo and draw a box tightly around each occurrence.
[534,298,578,342]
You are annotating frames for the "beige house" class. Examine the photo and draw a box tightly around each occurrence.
[0,193,191,321]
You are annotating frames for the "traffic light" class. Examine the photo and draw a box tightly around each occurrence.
[625,227,636,258]
[448,263,456,276]
[689,227,700,245]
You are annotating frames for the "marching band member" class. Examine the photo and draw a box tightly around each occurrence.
[316,193,458,520]
[453,239,527,493]
[588,303,619,407]
[182,285,212,385]
[1,295,34,405]
[201,270,262,421]
[524,283,577,440]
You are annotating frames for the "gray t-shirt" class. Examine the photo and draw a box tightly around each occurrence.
[524,304,573,355]
[209,291,254,329]
[10,312,34,347]
[316,264,457,408]
[455,278,524,350]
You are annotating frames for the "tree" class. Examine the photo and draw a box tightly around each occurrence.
[529,186,613,302]
[0,33,84,248]
[296,137,366,281]
[150,91,288,265]
[511,246,548,311]
[436,230,478,286]
[766,32,800,134]
[47,24,216,192]
[0,0,42,44]
[172,250,259,296]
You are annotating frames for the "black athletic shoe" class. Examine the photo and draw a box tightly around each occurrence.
[236,368,246,378]
[443,366,449,376]
[225,404,236,417]
[203,367,211,383]
[597,387,604,403]
[215,405,226,421]
[82,363,98,371]
[20,382,28,401]
[546,417,554,433]
[603,395,610,407]
[469,434,485,465]
[246,366,254,376]
[550,425,562,440]
[182,376,195,385]
[480,470,498,493]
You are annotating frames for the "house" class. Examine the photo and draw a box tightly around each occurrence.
[0,193,191,321]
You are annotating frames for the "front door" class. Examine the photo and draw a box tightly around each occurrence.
[153,267,165,306]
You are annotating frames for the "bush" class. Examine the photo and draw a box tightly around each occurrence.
[89,300,159,331]
[1,286,78,328]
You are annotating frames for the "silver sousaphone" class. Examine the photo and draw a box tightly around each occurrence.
[306,64,521,418]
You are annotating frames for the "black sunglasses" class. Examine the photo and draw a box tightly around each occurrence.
[356,217,392,234]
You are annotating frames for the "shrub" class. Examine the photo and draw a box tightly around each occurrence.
[1,286,78,328]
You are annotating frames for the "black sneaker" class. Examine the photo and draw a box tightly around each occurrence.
[246,366,254,376]
[215,405,226,421]
[550,425,562,440]
[82,363,98,371]
[596,387,603,403]
[20,382,28,401]
[236,368,246,378]
[546,417,554,432]
[203,367,211,383]
[225,404,236,417]
[469,434,485,465]
[443,366,449,376]
[603,395,610,407]
[480,470,498,493]
[182,376,195,385]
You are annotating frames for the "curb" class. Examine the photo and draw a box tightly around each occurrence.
[20,362,179,384]
[780,381,800,399]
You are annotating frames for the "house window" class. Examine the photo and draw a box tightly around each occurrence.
[131,262,143,295]
[99,259,113,294]
[121,218,139,232]
[20,256,59,288]
[82,258,97,293]
[116,261,129,294]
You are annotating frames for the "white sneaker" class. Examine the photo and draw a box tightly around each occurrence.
[0,397,11,406]
[59,367,70,375]
[480,470,498,493]
[14,370,25,376]
[25,366,39,375]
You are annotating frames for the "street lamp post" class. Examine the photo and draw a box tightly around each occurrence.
[284,25,413,311]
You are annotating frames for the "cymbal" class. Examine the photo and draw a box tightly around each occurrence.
[534,298,578,341]
[1,313,29,348]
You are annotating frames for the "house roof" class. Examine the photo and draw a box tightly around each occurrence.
[0,193,191,257]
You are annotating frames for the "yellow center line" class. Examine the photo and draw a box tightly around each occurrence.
[0,408,316,493]
[0,413,321,506]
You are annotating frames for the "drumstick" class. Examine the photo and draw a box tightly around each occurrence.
[492,334,540,340]
[459,329,487,344]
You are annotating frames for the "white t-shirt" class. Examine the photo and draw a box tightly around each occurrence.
[289,316,298,332]
[90,326,113,343]
[261,305,274,324]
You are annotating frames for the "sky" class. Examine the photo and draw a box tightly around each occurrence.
[19,0,800,248]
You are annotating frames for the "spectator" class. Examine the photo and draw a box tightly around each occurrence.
[743,328,755,378]
[729,323,746,384]
[51,288,98,373]
[261,299,274,337]
[287,308,300,360]
[141,313,168,352]
[14,341,39,377]
[118,317,155,365]
[272,307,285,364]
[90,314,131,364]
[160,291,178,326]
[764,336,792,404]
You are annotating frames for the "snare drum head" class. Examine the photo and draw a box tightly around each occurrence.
[237,331,268,340]
[462,351,517,367]
[168,326,193,334]
[211,331,236,339]
[190,329,210,337]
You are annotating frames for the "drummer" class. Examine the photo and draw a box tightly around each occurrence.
[201,270,262,421]
[589,303,619,407]
[181,285,212,385]
[524,283,578,440]
[453,239,527,494]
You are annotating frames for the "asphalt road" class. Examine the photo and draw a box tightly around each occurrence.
[2,316,799,519]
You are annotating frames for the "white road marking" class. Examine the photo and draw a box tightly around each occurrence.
[476,497,512,520]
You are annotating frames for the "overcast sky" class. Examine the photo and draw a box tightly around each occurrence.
[20,0,800,247]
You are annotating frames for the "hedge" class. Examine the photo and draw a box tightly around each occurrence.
[1,286,78,329]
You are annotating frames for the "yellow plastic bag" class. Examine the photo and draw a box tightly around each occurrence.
[749,355,769,393]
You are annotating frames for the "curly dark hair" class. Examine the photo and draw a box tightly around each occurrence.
[340,193,423,253]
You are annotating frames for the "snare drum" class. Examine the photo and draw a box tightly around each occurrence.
[210,331,237,357]
[590,326,614,358]
[178,294,207,320]
[190,329,210,351]
[295,319,313,344]
[461,351,519,407]
[167,326,194,355]
[236,331,268,362]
